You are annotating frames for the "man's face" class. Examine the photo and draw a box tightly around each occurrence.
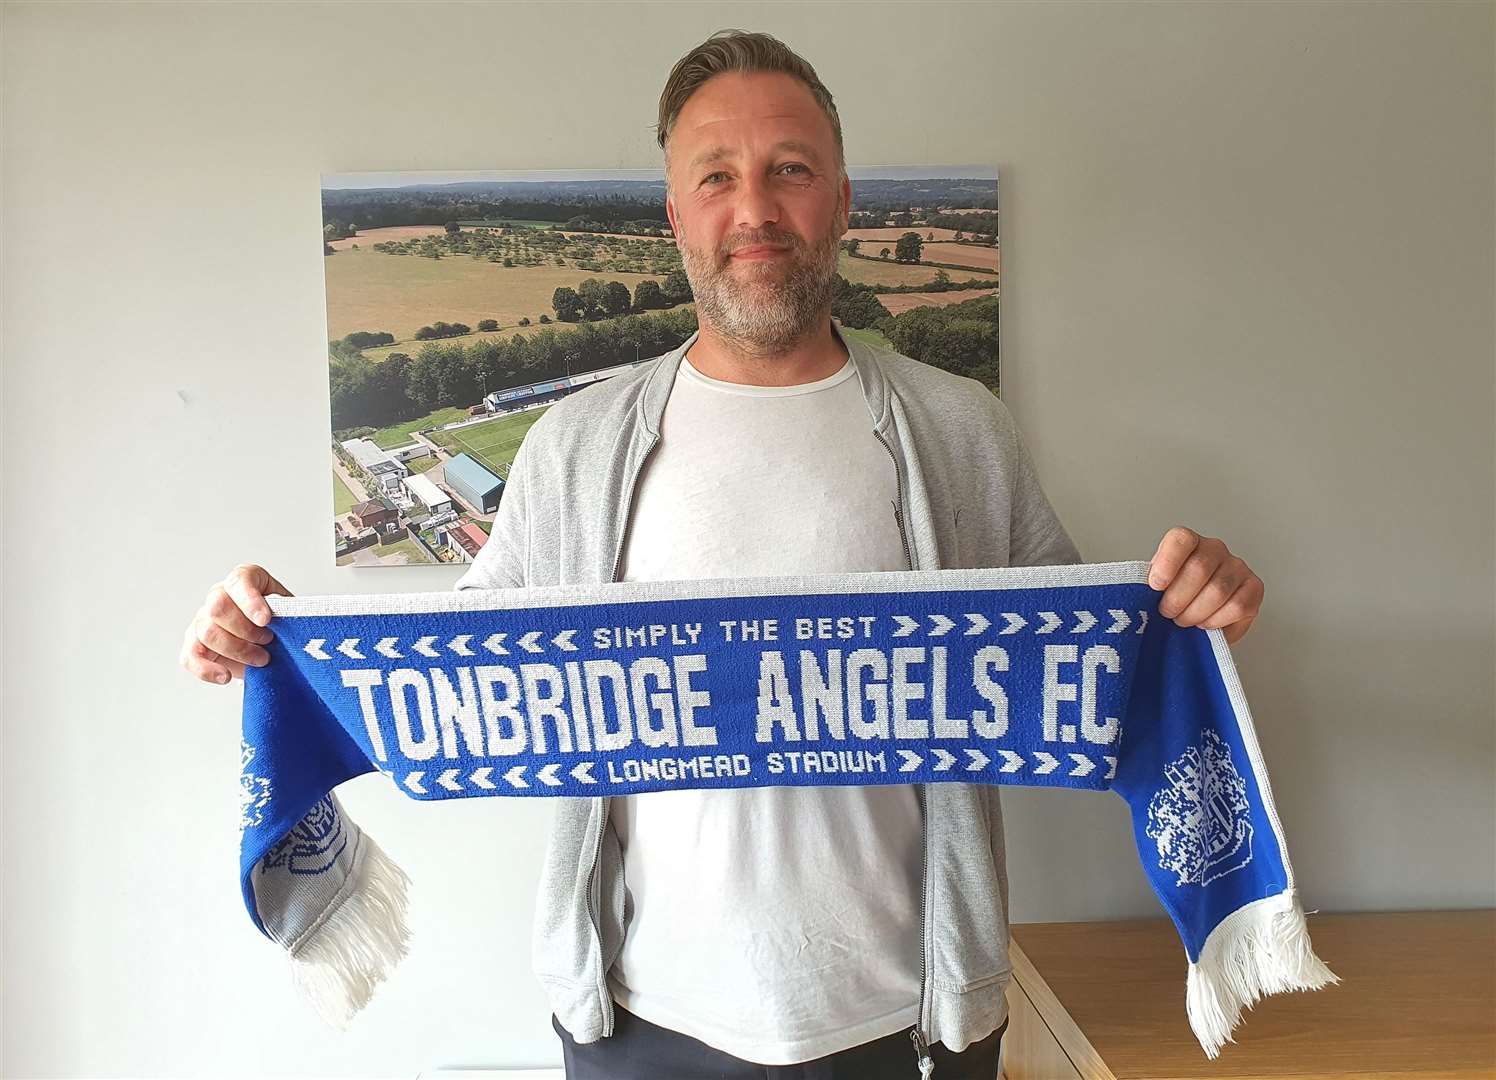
[664,70,851,356]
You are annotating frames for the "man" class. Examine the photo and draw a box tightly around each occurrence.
[182,29,1264,1080]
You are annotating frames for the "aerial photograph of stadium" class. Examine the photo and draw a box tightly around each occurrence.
[322,166,1000,567]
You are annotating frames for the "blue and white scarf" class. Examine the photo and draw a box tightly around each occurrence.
[238,559,1337,1058]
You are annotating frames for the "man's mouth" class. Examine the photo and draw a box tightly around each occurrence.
[729,244,792,260]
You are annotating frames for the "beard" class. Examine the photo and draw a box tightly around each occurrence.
[677,200,844,358]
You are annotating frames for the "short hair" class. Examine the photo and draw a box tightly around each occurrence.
[656,29,845,181]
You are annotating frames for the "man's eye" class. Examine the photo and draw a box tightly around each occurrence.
[702,172,728,185]
[781,163,809,175]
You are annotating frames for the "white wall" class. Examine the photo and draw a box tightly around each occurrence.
[3,2,1492,1076]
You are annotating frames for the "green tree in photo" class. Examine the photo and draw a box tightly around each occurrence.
[633,279,667,310]
[578,277,607,320]
[663,268,693,304]
[603,280,633,316]
[552,286,583,322]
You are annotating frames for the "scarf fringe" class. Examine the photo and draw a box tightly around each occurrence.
[285,831,412,1029]
[1185,888,1340,1058]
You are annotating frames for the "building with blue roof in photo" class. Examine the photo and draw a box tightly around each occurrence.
[443,452,505,513]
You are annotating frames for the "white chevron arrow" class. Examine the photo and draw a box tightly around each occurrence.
[1107,609,1132,633]
[932,748,956,771]
[964,613,990,635]
[964,748,990,771]
[571,762,596,784]
[897,749,922,772]
[437,768,463,791]
[375,636,403,659]
[1104,756,1118,780]
[1068,754,1095,777]
[552,629,578,651]
[470,767,496,790]
[1136,611,1149,634]
[892,615,920,637]
[403,771,427,795]
[1036,612,1062,634]
[336,638,364,660]
[448,634,474,656]
[504,765,528,788]
[536,763,562,786]
[303,639,330,660]
[518,631,544,653]
[999,613,1026,634]
[998,749,1025,774]
[483,632,509,655]
[1033,751,1059,775]
[1071,610,1097,633]
[412,635,440,658]
[928,613,955,636]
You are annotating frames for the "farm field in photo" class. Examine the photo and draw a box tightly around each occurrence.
[426,407,550,478]
[877,288,998,316]
[327,225,445,251]
[836,251,948,287]
[920,242,1000,272]
[324,246,667,343]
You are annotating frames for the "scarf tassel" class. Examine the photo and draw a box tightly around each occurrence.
[285,831,413,1029]
[1185,888,1341,1058]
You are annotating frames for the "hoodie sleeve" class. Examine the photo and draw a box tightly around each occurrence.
[992,395,1083,568]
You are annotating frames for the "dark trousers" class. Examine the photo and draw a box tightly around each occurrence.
[552,1003,1007,1080]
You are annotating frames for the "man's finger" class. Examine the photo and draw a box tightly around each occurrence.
[194,612,271,669]
[1172,561,1250,628]
[1223,613,1257,647]
[1158,547,1223,620]
[1147,526,1200,589]
[206,583,271,644]
[181,628,244,684]
[1195,573,1263,630]
[223,566,293,628]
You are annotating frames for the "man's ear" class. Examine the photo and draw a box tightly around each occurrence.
[839,172,852,234]
[665,192,681,249]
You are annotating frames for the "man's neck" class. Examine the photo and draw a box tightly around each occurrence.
[685,317,848,387]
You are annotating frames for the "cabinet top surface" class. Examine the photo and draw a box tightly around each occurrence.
[1009,909,1496,1079]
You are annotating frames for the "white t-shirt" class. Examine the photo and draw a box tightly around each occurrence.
[604,346,924,1065]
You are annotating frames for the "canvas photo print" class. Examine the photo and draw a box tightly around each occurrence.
[322,166,1000,567]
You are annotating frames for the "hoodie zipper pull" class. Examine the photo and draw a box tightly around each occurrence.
[909,1027,935,1079]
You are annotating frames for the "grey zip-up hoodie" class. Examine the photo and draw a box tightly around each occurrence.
[452,318,1083,1072]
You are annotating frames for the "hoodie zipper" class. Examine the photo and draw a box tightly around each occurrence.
[587,428,662,1037]
[873,425,934,1079]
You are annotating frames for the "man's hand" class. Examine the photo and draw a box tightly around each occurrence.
[1147,527,1263,646]
[180,564,293,684]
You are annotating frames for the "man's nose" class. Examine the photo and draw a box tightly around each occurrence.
[734,172,782,232]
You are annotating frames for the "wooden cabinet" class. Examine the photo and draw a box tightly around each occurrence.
[1000,910,1495,1080]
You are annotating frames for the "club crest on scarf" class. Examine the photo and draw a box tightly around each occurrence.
[259,797,348,877]
[1147,729,1255,887]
